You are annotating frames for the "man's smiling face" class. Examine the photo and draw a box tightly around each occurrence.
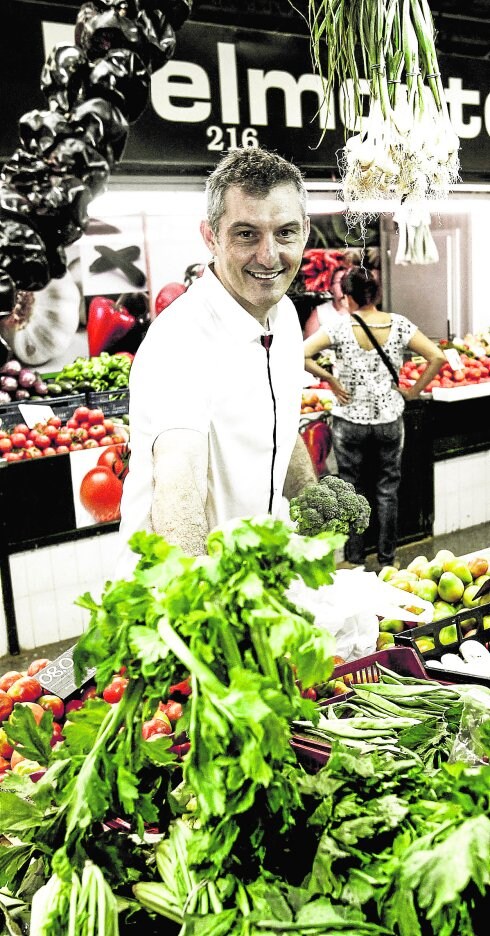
[201,183,309,324]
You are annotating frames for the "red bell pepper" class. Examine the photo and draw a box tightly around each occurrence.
[87,296,136,356]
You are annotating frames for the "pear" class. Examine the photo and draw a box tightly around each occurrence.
[463,583,483,609]
[378,565,399,582]
[444,559,473,586]
[412,578,438,603]
[407,555,430,578]
[467,556,489,579]
[433,548,455,571]
[425,561,443,583]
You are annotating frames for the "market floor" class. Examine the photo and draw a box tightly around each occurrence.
[2,521,490,670]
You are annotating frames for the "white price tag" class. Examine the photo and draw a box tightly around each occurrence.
[444,348,463,371]
[18,404,55,429]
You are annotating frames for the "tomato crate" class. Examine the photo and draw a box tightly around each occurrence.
[394,604,490,685]
[291,647,429,772]
[87,388,129,417]
[0,393,87,430]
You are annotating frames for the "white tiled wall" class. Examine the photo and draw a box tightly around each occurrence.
[433,451,490,536]
[0,533,119,658]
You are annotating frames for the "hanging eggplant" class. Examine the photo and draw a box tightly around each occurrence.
[0,271,81,366]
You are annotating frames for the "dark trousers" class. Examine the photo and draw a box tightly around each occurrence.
[332,416,405,565]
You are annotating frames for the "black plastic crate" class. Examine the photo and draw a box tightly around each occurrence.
[0,393,87,430]
[87,388,129,417]
[395,604,490,684]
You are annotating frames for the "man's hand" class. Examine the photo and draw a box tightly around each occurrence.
[152,429,209,556]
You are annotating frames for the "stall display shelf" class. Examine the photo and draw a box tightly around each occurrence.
[432,381,490,402]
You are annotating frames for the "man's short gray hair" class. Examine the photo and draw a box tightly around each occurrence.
[205,147,308,235]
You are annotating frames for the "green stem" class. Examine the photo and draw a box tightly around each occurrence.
[64,677,145,844]
[158,617,226,698]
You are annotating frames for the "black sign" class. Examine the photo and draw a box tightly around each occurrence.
[2,7,490,180]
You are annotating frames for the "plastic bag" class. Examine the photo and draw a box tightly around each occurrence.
[288,569,433,663]
[448,685,490,766]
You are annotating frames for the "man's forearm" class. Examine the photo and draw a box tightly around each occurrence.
[283,433,317,500]
[152,430,209,556]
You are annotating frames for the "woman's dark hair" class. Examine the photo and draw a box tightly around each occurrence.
[341,266,380,307]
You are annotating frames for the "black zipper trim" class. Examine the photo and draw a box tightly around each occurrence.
[261,335,276,512]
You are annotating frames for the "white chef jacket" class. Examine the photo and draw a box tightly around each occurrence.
[115,264,304,576]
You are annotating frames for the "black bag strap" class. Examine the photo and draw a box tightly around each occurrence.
[350,313,399,386]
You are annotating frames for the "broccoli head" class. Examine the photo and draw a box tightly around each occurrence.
[290,475,371,537]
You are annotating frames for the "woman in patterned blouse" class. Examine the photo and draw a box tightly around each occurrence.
[303,267,445,568]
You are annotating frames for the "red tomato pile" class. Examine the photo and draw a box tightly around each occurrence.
[0,407,129,463]
[0,661,189,781]
[399,354,490,393]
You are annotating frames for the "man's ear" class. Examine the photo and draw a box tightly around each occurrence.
[303,215,311,246]
[200,219,216,254]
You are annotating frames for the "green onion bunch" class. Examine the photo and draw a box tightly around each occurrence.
[298,0,460,213]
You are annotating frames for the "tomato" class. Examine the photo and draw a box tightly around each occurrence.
[0,690,14,722]
[42,447,57,457]
[73,406,90,423]
[55,445,70,455]
[35,433,51,450]
[70,442,84,451]
[82,439,99,449]
[103,676,129,704]
[27,658,51,676]
[13,423,30,435]
[23,447,43,459]
[44,425,59,440]
[158,700,183,723]
[88,424,106,440]
[73,428,88,443]
[47,416,62,429]
[79,465,123,522]
[169,677,192,698]
[0,438,13,453]
[142,716,172,740]
[55,430,73,447]
[66,418,79,429]
[97,444,128,479]
[88,408,105,425]
[0,672,23,692]
[7,677,42,702]
[98,435,114,447]
[10,432,27,448]
[103,419,115,434]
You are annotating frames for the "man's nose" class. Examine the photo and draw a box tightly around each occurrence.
[255,234,278,266]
